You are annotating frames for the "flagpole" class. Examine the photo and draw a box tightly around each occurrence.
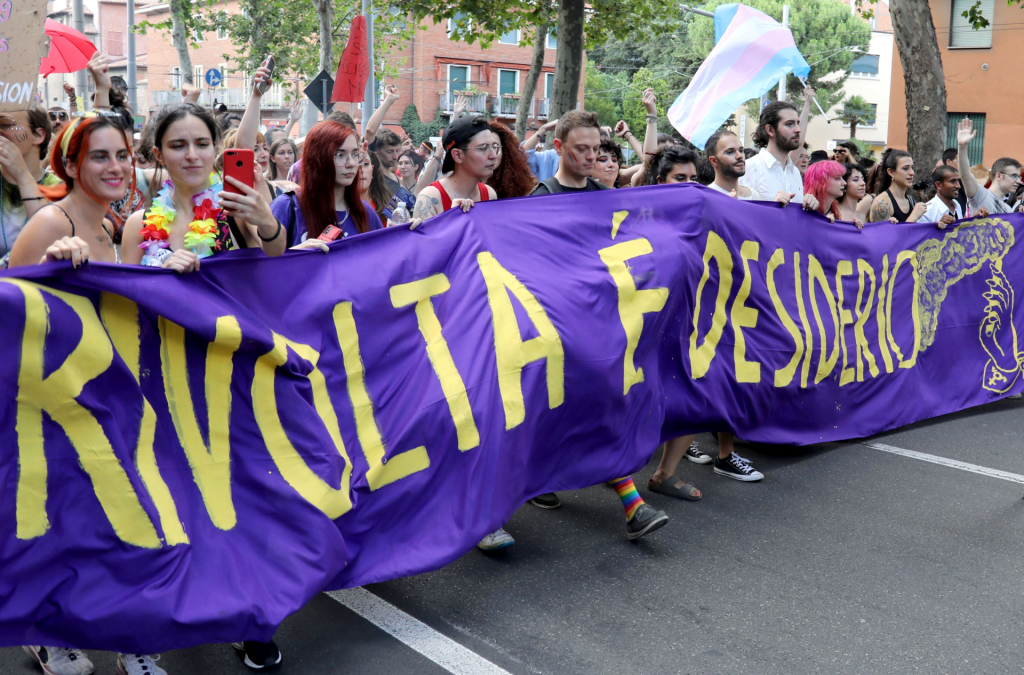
[778,5,789,101]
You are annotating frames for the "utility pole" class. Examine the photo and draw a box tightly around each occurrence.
[72,0,87,93]
[127,0,137,111]
[361,0,375,136]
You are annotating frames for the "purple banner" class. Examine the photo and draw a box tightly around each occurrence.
[0,184,1019,651]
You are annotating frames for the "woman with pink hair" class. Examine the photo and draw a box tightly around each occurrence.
[803,160,848,222]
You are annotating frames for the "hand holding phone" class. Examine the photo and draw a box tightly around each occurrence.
[223,149,255,195]
[255,55,276,96]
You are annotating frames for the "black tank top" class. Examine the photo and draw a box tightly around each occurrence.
[884,189,916,222]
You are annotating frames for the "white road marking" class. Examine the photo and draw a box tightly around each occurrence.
[327,587,513,675]
[864,442,1024,485]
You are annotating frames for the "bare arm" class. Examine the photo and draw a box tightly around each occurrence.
[88,52,112,109]
[236,64,272,153]
[869,194,893,223]
[618,164,643,182]
[414,144,445,195]
[640,88,659,165]
[282,100,301,137]
[956,117,980,199]
[522,118,558,152]
[364,85,400,145]
[7,208,76,267]
[615,120,643,158]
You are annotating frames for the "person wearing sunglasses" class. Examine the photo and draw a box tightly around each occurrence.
[47,108,71,137]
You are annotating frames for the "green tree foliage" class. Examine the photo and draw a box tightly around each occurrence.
[583,60,621,127]
[400,103,447,145]
[963,0,1021,29]
[689,0,871,116]
[621,68,670,139]
[835,95,875,139]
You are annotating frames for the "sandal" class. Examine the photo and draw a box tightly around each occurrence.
[647,475,702,501]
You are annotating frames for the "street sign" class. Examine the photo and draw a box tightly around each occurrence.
[303,70,336,115]
[204,68,223,88]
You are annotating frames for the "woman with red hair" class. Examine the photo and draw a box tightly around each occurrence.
[486,120,536,198]
[803,160,847,222]
[271,120,382,246]
[8,114,142,267]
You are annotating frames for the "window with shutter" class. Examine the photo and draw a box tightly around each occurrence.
[950,0,993,48]
[946,113,986,165]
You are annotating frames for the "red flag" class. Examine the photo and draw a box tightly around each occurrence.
[331,16,370,103]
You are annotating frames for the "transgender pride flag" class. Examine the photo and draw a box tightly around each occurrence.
[667,3,810,148]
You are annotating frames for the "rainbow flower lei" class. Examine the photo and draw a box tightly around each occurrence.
[139,174,225,266]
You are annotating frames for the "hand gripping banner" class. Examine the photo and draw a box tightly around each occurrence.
[0,184,1020,651]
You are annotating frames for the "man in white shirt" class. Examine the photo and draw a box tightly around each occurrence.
[957,117,1022,216]
[739,101,818,211]
[920,165,964,228]
[705,129,762,200]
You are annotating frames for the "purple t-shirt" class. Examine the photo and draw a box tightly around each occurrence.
[270,193,383,246]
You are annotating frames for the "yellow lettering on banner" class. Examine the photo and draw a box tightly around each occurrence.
[476,252,565,429]
[886,251,922,369]
[3,280,160,548]
[835,261,855,386]
[730,241,761,384]
[808,256,840,384]
[252,334,353,518]
[876,254,894,373]
[598,238,669,395]
[611,210,629,239]
[160,315,240,530]
[689,232,733,379]
[853,260,879,381]
[334,302,430,490]
[794,253,814,388]
[390,274,480,450]
[766,248,804,388]
[100,294,188,545]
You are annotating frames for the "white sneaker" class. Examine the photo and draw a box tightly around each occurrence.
[116,654,167,675]
[685,441,713,464]
[476,528,515,551]
[22,647,94,675]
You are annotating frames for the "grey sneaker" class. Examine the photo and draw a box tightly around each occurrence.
[116,654,166,675]
[477,527,515,551]
[714,452,764,482]
[685,441,713,464]
[528,492,561,509]
[626,503,669,540]
[22,647,94,675]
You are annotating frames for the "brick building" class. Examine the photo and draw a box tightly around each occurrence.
[97,0,149,110]
[887,0,1024,166]
[376,20,586,134]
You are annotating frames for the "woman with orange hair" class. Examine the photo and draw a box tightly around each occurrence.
[486,120,536,198]
[7,114,151,268]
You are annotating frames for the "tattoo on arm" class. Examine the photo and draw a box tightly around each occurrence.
[412,195,440,221]
[870,198,891,223]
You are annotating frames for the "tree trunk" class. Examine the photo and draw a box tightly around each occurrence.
[169,0,194,84]
[313,0,333,73]
[890,0,947,171]
[550,0,584,123]
[850,120,858,138]
[515,21,548,142]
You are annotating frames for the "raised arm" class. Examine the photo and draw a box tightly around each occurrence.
[414,141,445,195]
[615,120,643,158]
[522,118,558,152]
[236,62,273,153]
[640,88,660,164]
[88,52,112,109]
[181,82,201,105]
[957,117,980,200]
[364,84,400,144]
[282,99,302,137]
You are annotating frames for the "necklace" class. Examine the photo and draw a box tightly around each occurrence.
[139,174,225,266]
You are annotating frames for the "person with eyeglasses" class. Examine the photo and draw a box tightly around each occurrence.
[0,106,58,262]
[270,120,383,247]
[47,108,71,137]
[956,118,1022,216]
[410,116,497,225]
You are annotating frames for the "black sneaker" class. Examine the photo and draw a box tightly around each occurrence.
[713,452,764,482]
[231,641,282,670]
[626,503,669,540]
[685,441,713,464]
[529,492,561,509]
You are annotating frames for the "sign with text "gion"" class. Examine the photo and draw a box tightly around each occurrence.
[0,0,48,111]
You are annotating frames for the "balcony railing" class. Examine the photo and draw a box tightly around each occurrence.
[438,91,488,115]
[149,87,287,109]
[493,95,522,117]
[535,98,550,119]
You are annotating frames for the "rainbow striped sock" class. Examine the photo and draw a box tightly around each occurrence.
[609,476,644,521]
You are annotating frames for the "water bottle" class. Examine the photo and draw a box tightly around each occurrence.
[391,200,410,225]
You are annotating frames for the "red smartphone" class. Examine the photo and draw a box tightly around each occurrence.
[223,148,254,195]
[317,224,344,242]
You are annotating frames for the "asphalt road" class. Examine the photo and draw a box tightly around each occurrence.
[4,399,1024,675]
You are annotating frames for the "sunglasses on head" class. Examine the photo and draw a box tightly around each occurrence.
[49,111,69,122]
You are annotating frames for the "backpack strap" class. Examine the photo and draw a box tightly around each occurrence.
[541,177,562,194]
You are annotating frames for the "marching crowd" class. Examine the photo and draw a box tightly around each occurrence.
[1,50,1023,675]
